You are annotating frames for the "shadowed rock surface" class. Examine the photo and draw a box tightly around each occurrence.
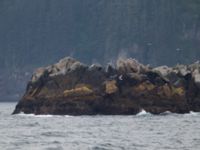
[13,57,200,115]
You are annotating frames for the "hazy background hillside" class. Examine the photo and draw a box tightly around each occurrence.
[1,0,200,101]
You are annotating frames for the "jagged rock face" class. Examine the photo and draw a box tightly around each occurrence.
[155,62,200,88]
[116,58,150,74]
[13,57,200,115]
[31,57,87,83]
[153,66,172,77]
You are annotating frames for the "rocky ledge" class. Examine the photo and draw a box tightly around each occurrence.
[13,57,200,115]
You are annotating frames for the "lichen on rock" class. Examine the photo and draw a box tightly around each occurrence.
[104,80,118,94]
[63,86,94,97]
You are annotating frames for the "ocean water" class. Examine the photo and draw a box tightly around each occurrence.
[0,103,200,150]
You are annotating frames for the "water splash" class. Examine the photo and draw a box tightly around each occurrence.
[136,109,151,116]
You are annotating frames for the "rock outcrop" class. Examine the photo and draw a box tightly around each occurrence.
[13,57,200,115]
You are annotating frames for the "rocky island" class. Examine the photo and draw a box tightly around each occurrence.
[13,57,200,115]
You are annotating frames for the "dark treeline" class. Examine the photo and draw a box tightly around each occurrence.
[0,0,200,69]
[0,0,200,100]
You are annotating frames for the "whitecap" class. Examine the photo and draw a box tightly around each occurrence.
[16,112,35,117]
[16,112,59,118]
[35,115,54,118]
[186,111,199,116]
[136,109,151,116]
[64,115,73,118]
[160,111,172,116]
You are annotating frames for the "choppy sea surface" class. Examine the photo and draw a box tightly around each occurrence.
[0,103,200,150]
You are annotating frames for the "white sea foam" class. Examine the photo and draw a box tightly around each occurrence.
[186,111,199,116]
[64,115,73,118]
[16,110,200,117]
[17,112,57,118]
[160,111,172,116]
[16,112,74,118]
[35,115,54,118]
[17,112,35,117]
[136,109,151,116]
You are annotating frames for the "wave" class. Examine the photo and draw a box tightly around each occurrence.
[16,112,72,118]
[17,113,36,117]
[136,110,200,117]
[184,111,200,116]
[136,109,151,116]
[15,111,200,117]
[159,111,173,116]
[160,111,200,117]
[17,113,54,118]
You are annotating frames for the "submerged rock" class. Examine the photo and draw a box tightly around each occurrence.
[13,57,200,115]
